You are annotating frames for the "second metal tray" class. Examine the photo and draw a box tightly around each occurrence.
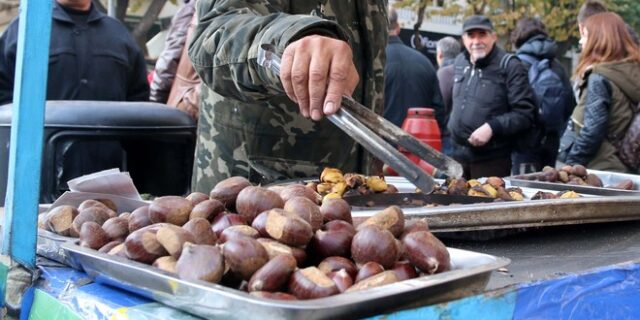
[505,169,640,196]
[62,243,509,320]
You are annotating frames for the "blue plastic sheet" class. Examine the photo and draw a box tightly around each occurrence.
[514,261,640,320]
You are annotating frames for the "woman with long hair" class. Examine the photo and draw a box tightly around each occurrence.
[558,12,640,173]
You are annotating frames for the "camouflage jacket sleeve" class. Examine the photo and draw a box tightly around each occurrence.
[188,0,350,103]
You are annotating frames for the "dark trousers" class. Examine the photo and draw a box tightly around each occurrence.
[461,157,512,179]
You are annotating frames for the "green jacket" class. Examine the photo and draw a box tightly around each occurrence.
[570,60,640,173]
[188,0,388,192]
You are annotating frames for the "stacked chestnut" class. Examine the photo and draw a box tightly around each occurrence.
[39,176,452,300]
[435,176,527,201]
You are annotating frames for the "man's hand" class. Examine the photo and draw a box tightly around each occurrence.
[468,123,493,147]
[280,35,359,121]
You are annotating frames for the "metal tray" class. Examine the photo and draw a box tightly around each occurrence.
[37,229,79,267]
[62,243,509,320]
[505,169,640,196]
[349,176,640,232]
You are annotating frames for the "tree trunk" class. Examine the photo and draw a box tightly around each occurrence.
[132,0,167,57]
[116,0,128,22]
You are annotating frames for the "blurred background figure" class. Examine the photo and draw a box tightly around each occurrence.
[150,0,201,120]
[436,36,461,157]
[0,0,149,105]
[558,12,640,173]
[510,17,575,174]
[577,0,639,46]
[384,6,443,130]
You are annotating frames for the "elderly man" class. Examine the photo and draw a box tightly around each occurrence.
[447,15,536,179]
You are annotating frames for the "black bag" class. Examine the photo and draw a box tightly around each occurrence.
[500,54,545,152]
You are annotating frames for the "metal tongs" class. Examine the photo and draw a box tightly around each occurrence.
[257,44,463,193]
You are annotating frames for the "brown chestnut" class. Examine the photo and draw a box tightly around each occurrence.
[182,218,217,245]
[185,192,210,206]
[102,216,129,241]
[71,206,112,237]
[152,256,178,273]
[219,225,260,243]
[284,196,323,231]
[149,196,193,226]
[236,186,284,223]
[401,219,430,239]
[402,230,450,274]
[211,213,247,237]
[124,224,168,263]
[156,224,196,258]
[264,209,313,247]
[248,254,297,292]
[128,205,152,233]
[45,205,78,236]
[354,261,384,283]
[319,198,352,224]
[310,229,353,259]
[323,220,356,236]
[256,238,306,266]
[279,184,322,204]
[98,240,124,254]
[209,176,252,210]
[288,267,339,299]
[328,269,353,293]
[317,256,357,279]
[346,271,398,292]
[79,221,110,250]
[392,261,419,281]
[176,243,224,283]
[251,211,269,237]
[357,206,405,238]
[351,226,398,269]
[250,291,298,300]
[223,236,269,280]
[189,199,225,222]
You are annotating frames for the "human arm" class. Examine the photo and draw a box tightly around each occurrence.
[150,3,196,103]
[565,74,611,165]
[188,0,356,120]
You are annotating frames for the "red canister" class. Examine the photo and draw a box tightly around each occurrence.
[385,108,442,176]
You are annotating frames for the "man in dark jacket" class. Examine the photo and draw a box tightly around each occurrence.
[436,36,461,156]
[448,15,536,178]
[0,0,149,105]
[384,7,443,128]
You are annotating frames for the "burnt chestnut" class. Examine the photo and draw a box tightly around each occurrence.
[354,261,384,283]
[156,224,196,258]
[45,205,78,236]
[209,176,252,210]
[176,243,224,283]
[190,199,225,222]
[149,196,193,226]
[357,206,405,238]
[128,205,152,233]
[284,196,323,231]
[402,231,451,274]
[236,186,284,223]
[223,236,269,280]
[182,218,217,245]
[288,267,339,299]
[319,198,352,224]
[79,221,110,250]
[248,254,297,292]
[317,256,357,279]
[351,226,398,269]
